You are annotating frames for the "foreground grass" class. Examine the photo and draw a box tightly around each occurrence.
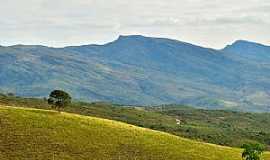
[0,106,269,160]
[1,95,270,150]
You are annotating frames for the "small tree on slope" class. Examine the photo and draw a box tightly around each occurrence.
[48,90,71,112]
[242,143,265,160]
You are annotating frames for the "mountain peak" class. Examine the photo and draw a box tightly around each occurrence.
[224,40,268,50]
[116,35,153,42]
[118,35,147,39]
[222,39,270,57]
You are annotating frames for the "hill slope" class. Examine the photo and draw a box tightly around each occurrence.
[223,40,270,63]
[1,95,270,150]
[1,106,269,160]
[1,35,270,111]
[0,35,240,107]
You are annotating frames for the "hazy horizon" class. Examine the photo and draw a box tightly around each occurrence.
[1,0,269,49]
[0,34,268,49]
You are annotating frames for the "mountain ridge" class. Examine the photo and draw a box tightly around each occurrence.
[1,35,270,112]
[224,40,270,50]
[2,35,269,50]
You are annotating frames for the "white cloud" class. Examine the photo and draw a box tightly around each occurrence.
[0,0,269,48]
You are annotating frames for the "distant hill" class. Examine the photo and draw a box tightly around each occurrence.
[2,105,270,160]
[223,40,270,63]
[1,35,270,112]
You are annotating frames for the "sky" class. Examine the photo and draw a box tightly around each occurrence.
[0,0,269,49]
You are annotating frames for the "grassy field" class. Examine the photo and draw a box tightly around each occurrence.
[1,94,270,150]
[149,105,270,149]
[1,105,270,160]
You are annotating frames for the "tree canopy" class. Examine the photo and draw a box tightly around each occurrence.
[48,90,71,111]
[242,143,265,160]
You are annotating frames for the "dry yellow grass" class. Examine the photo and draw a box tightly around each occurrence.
[0,105,269,160]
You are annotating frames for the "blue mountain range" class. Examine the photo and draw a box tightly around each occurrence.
[1,35,270,112]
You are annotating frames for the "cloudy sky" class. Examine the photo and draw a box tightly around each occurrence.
[0,0,269,48]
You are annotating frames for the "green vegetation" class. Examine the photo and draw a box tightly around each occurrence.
[1,106,270,160]
[151,105,270,150]
[0,94,270,151]
[48,90,72,111]
[242,143,265,160]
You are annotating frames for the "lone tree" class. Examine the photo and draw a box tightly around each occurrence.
[242,143,265,160]
[48,90,71,111]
